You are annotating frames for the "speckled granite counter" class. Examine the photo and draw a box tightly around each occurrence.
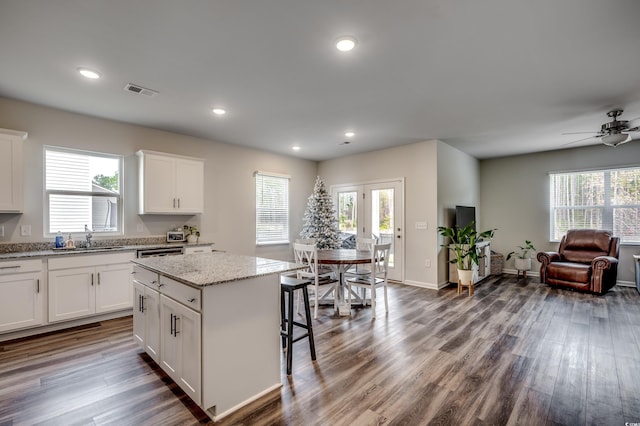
[0,241,213,260]
[132,251,303,287]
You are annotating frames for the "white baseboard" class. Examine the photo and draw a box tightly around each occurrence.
[502,269,635,288]
[0,309,133,342]
[403,279,450,290]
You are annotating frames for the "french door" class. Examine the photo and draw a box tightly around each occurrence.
[332,180,404,282]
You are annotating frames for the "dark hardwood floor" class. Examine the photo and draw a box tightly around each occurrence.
[1,275,640,425]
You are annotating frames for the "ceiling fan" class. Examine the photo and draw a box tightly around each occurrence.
[563,109,640,147]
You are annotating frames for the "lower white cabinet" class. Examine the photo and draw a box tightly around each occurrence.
[48,252,135,322]
[160,294,202,405]
[132,265,202,405]
[0,259,44,333]
[132,279,161,363]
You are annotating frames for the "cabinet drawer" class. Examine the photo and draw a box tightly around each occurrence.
[159,275,201,311]
[0,258,43,274]
[49,251,135,270]
[132,265,159,287]
[183,245,213,255]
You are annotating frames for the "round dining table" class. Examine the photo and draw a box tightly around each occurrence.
[316,249,373,314]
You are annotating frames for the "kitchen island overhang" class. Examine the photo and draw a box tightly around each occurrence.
[131,251,305,421]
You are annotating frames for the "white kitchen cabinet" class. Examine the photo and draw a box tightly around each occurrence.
[48,252,135,322]
[160,294,202,405]
[132,265,161,363]
[137,150,204,214]
[0,259,44,333]
[0,128,27,213]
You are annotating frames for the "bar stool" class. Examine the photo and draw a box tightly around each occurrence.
[280,275,316,375]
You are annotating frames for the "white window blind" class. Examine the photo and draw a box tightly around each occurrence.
[255,171,290,245]
[549,166,640,243]
[45,147,123,235]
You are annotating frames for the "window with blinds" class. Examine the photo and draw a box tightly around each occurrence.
[255,171,290,245]
[549,167,640,243]
[45,147,123,235]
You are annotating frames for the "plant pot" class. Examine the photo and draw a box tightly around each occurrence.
[186,234,198,243]
[514,257,531,272]
[457,268,474,284]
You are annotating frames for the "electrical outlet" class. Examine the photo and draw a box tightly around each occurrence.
[20,225,31,236]
[425,259,431,268]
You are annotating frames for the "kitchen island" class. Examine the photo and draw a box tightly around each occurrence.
[131,251,303,422]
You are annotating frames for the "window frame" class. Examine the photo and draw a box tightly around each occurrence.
[44,146,124,237]
[255,171,290,246]
[549,165,640,245]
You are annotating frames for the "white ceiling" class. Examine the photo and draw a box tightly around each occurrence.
[1,0,640,161]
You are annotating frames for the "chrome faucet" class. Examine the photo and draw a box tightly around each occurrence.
[84,225,93,248]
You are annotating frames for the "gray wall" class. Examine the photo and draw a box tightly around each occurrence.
[480,143,640,284]
[0,97,318,261]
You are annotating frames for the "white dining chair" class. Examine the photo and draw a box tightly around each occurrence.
[293,243,338,319]
[295,238,316,245]
[346,243,391,318]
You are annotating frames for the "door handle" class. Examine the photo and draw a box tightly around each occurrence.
[91,274,94,286]
[97,272,101,285]
[36,279,40,293]
[170,313,175,336]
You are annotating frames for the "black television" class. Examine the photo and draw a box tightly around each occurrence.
[455,205,476,231]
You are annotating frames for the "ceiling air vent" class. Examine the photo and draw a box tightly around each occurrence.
[124,83,158,97]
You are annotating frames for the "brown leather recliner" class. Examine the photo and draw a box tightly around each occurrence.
[537,229,619,295]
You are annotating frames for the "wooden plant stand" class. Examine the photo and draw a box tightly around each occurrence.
[458,279,474,296]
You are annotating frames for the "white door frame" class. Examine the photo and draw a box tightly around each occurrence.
[331,178,405,282]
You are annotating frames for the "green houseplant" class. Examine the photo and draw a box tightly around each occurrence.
[506,240,536,272]
[437,222,496,279]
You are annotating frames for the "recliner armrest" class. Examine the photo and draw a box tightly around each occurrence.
[591,255,617,270]
[537,251,560,266]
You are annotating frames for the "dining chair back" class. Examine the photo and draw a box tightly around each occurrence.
[293,243,337,319]
[346,243,391,318]
[295,238,317,246]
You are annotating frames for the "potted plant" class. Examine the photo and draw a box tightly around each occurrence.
[506,240,536,273]
[183,225,200,243]
[437,222,496,284]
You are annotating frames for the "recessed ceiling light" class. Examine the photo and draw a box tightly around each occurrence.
[345,131,355,138]
[212,108,226,115]
[335,36,358,52]
[292,146,301,151]
[77,67,101,79]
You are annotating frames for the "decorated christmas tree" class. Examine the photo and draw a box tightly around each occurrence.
[300,176,341,249]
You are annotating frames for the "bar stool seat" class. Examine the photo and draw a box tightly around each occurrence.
[280,275,316,375]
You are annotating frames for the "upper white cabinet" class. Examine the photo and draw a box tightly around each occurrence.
[0,128,27,212]
[137,150,204,214]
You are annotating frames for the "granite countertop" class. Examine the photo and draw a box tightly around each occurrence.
[0,241,214,260]
[132,251,304,288]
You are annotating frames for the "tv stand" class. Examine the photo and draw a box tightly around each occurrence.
[448,241,491,284]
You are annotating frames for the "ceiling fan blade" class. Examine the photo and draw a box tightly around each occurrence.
[625,126,639,132]
[562,135,600,146]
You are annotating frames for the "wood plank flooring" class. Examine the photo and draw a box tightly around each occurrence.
[1,275,640,425]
